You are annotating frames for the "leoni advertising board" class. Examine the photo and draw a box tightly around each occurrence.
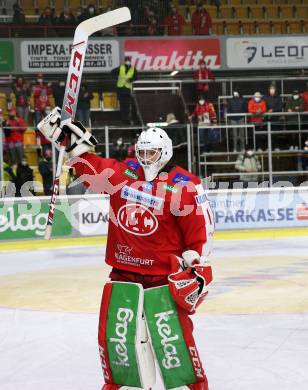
[20,40,119,73]
[125,38,221,71]
[227,36,308,69]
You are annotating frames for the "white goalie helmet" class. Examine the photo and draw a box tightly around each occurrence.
[135,127,173,182]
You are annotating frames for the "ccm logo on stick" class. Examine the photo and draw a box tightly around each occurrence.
[65,48,83,115]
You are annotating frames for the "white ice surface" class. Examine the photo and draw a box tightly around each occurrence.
[0,238,308,390]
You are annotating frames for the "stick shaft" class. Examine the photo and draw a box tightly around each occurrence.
[44,8,131,240]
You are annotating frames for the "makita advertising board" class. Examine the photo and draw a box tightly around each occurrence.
[124,38,221,71]
[226,36,308,69]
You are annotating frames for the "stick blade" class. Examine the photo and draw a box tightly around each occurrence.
[78,7,131,36]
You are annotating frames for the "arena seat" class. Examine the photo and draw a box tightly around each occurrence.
[220,6,234,18]
[257,20,272,33]
[248,6,264,19]
[236,7,248,19]
[264,5,278,19]
[296,5,307,18]
[286,20,302,33]
[90,92,100,109]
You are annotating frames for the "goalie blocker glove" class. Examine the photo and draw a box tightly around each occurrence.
[168,254,213,313]
[37,107,98,157]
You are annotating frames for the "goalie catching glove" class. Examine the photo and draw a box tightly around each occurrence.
[168,253,213,313]
[37,107,98,157]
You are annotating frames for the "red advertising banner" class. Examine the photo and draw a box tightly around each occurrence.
[124,38,221,71]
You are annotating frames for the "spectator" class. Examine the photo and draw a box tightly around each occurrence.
[32,73,52,126]
[248,92,267,124]
[286,90,304,114]
[83,4,97,20]
[147,9,158,35]
[235,144,261,187]
[193,59,215,96]
[58,7,75,36]
[15,157,34,197]
[286,90,304,148]
[164,4,185,36]
[302,139,308,171]
[12,77,30,123]
[38,6,57,25]
[3,108,26,166]
[2,151,16,197]
[190,96,218,152]
[302,82,308,111]
[76,7,85,24]
[264,84,283,115]
[110,137,127,161]
[53,80,65,108]
[263,85,283,146]
[227,90,247,152]
[38,148,53,196]
[112,56,137,124]
[166,112,185,147]
[192,3,212,35]
[127,135,138,158]
[189,96,217,124]
[12,3,25,24]
[76,82,93,127]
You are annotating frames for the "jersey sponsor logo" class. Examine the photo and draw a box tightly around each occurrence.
[163,183,178,193]
[124,168,139,180]
[142,181,154,192]
[155,310,181,370]
[117,204,158,236]
[121,185,163,210]
[110,307,134,367]
[172,173,190,186]
[115,244,155,267]
[195,193,209,205]
[126,160,140,172]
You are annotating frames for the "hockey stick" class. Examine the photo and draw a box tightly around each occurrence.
[44,7,131,240]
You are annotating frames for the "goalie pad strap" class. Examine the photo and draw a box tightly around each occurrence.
[144,286,203,389]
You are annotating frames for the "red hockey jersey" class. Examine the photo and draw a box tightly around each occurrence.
[72,153,214,275]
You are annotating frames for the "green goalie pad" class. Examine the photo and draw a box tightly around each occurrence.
[105,282,144,387]
[144,285,197,389]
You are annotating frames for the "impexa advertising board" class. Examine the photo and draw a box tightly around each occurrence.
[227,37,308,69]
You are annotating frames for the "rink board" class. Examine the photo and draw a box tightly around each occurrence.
[1,187,308,241]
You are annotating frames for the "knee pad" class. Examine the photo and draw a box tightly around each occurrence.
[144,285,207,390]
[98,282,156,389]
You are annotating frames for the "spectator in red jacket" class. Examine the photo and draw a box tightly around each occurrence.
[31,73,52,151]
[189,96,217,124]
[302,82,308,111]
[248,92,267,124]
[3,108,27,165]
[31,73,52,125]
[192,3,212,35]
[12,77,30,123]
[164,4,185,36]
[193,59,215,96]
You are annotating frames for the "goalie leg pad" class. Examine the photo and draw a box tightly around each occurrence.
[98,282,155,389]
[144,286,208,390]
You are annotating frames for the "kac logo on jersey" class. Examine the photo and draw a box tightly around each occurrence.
[117,203,158,236]
[172,173,190,186]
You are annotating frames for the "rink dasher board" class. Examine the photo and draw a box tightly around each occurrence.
[0,187,308,240]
